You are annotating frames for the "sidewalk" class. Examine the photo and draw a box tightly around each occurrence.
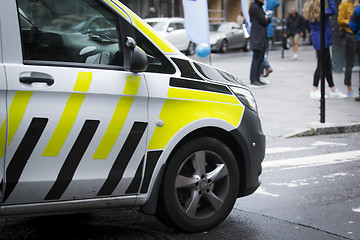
[192,45,360,139]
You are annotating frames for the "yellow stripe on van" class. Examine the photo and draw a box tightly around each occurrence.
[168,88,240,105]
[93,76,141,159]
[8,91,33,146]
[42,93,86,157]
[0,119,6,158]
[148,99,244,150]
[123,76,141,95]
[112,0,178,53]
[73,72,92,92]
[105,0,128,19]
[93,97,134,159]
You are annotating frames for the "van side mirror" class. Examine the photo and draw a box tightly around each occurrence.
[130,46,148,73]
[126,37,148,73]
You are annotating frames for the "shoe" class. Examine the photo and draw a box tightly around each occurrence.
[347,92,356,98]
[260,78,271,85]
[355,95,360,101]
[329,89,347,99]
[310,90,327,99]
[292,54,298,60]
[310,90,320,99]
[250,81,265,88]
[263,68,273,77]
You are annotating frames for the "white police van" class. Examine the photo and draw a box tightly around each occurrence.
[0,0,265,232]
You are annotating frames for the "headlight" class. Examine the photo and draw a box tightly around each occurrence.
[230,86,258,113]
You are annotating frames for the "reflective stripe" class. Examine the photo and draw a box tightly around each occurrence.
[112,0,178,53]
[8,91,33,146]
[42,93,86,157]
[0,119,6,158]
[93,76,141,159]
[148,99,244,150]
[168,88,240,105]
[93,96,134,159]
[105,0,128,19]
[123,76,141,95]
[73,72,92,92]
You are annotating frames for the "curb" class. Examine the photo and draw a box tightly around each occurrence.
[282,122,360,138]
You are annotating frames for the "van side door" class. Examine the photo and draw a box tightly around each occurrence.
[1,0,148,205]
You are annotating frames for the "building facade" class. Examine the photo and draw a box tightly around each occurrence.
[126,0,305,22]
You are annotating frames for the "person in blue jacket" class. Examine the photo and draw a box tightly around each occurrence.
[349,6,360,101]
[261,0,280,80]
[303,0,347,99]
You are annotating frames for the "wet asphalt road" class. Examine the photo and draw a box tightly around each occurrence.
[1,132,359,240]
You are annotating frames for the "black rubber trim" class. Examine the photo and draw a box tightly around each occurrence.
[98,122,148,196]
[45,120,99,200]
[170,77,232,95]
[4,118,48,202]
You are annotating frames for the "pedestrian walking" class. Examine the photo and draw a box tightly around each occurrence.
[249,0,271,87]
[261,0,280,80]
[338,0,360,98]
[303,0,347,99]
[284,8,305,59]
[145,7,157,18]
[349,5,360,101]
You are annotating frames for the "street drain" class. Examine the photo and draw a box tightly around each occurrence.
[24,225,169,240]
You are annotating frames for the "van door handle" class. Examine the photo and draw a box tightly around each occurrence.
[19,72,54,86]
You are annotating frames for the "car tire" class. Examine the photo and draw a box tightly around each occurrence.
[219,39,228,53]
[156,137,240,232]
[186,42,196,55]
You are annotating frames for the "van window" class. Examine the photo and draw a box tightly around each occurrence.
[134,28,175,74]
[16,0,123,68]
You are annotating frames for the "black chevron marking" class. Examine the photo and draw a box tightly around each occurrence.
[45,120,99,200]
[97,122,148,196]
[4,118,48,202]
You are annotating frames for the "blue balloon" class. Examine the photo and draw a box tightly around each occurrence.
[195,43,211,58]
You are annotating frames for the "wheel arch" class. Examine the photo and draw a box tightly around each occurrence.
[141,126,249,215]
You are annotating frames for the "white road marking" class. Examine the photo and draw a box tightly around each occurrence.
[266,147,314,154]
[353,207,360,213]
[311,141,348,147]
[322,173,349,179]
[255,187,279,197]
[270,177,318,188]
[262,150,360,171]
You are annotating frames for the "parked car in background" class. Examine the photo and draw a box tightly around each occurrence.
[209,22,249,53]
[271,17,290,49]
[43,14,118,40]
[145,17,196,55]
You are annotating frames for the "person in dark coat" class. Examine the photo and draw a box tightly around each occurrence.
[249,0,271,87]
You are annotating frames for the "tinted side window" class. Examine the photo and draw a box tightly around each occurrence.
[17,0,123,67]
[175,23,184,30]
